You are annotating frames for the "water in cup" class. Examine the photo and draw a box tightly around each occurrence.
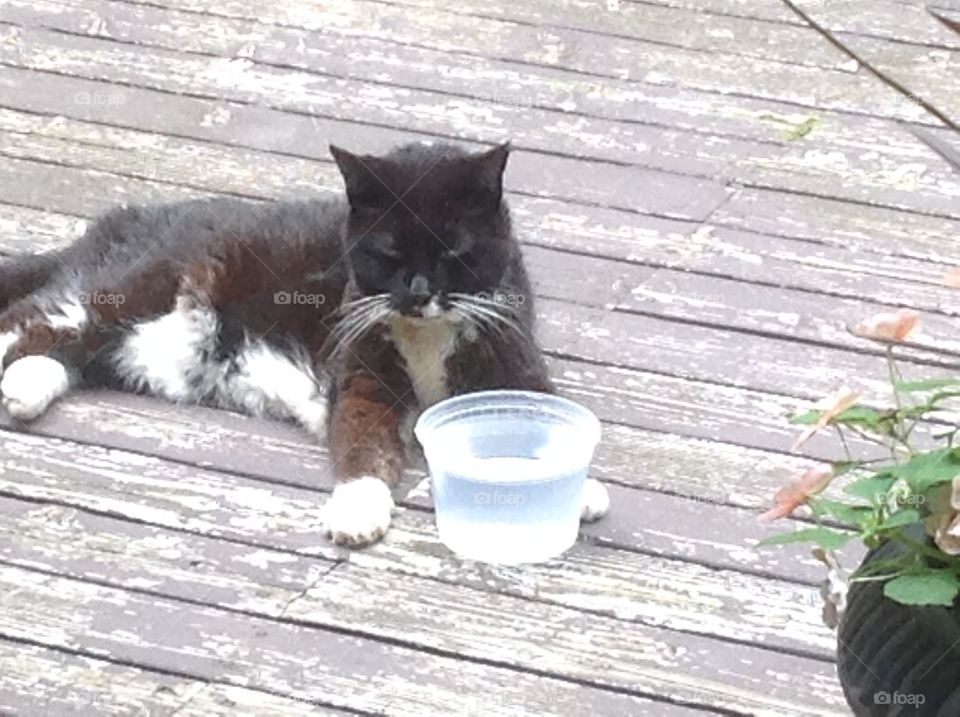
[433,456,585,564]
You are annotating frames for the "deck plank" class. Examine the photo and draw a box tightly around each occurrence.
[713,185,960,262]
[92,0,915,119]
[374,0,829,63]
[0,497,846,714]
[1,107,959,368]
[0,564,690,716]
[793,0,960,48]
[0,57,957,248]
[835,33,959,125]
[0,641,355,716]
[3,16,958,217]
[0,429,839,658]
[15,388,858,584]
[19,388,806,509]
[1,0,950,711]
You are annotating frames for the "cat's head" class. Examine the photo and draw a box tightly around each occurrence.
[330,141,518,320]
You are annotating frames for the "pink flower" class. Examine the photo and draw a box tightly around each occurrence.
[759,465,835,522]
[853,309,920,343]
[791,386,861,451]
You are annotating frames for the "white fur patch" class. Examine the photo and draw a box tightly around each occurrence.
[388,314,460,407]
[0,331,20,377]
[114,297,221,402]
[580,478,610,522]
[0,355,71,421]
[323,476,394,546]
[222,342,327,435]
[42,293,89,332]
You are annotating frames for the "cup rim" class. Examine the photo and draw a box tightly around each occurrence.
[414,389,601,449]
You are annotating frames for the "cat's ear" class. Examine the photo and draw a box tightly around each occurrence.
[330,145,391,209]
[472,142,511,203]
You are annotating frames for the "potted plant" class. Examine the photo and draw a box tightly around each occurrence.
[759,306,960,715]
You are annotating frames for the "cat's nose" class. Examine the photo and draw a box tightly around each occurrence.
[409,273,430,302]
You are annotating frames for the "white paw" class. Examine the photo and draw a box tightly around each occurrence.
[0,356,71,422]
[580,478,609,523]
[323,477,394,547]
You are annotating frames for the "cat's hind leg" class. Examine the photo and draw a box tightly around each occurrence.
[219,340,329,435]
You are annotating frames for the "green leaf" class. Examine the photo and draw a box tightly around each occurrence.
[810,498,874,527]
[877,509,921,531]
[852,556,913,579]
[890,449,960,493]
[833,406,888,427]
[845,475,897,504]
[883,571,960,607]
[789,409,820,425]
[895,377,960,392]
[759,527,853,550]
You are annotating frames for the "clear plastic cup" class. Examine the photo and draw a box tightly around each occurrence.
[414,390,602,565]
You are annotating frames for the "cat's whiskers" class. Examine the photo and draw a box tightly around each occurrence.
[450,300,499,337]
[326,297,391,356]
[450,293,525,339]
[338,305,391,352]
[338,293,391,313]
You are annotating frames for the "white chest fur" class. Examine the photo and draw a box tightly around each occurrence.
[388,315,460,407]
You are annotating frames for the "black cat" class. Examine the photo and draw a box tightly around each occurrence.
[0,141,609,545]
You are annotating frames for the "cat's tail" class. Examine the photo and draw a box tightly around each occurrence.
[0,251,63,312]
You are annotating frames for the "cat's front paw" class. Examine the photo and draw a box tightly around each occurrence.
[323,476,395,547]
[0,356,71,422]
[580,478,610,523]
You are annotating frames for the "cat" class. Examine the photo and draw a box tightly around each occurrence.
[0,141,609,546]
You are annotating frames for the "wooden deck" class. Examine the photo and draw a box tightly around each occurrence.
[0,0,958,714]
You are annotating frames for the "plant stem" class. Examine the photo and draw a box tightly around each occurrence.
[835,426,853,462]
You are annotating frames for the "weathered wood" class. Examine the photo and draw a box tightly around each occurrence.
[0,564,682,716]
[0,429,839,657]
[0,103,727,221]
[0,155,203,215]
[5,11,960,217]
[620,0,800,24]
[409,0,829,64]
[0,58,960,263]
[2,108,960,371]
[0,641,354,716]
[0,204,83,256]
[714,185,960,263]
[0,497,845,714]
[0,498,336,613]
[17,388,853,584]
[20,387,805,509]
[1,0,943,712]
[98,0,916,120]
[527,250,960,360]
[835,33,960,125]
[794,0,960,48]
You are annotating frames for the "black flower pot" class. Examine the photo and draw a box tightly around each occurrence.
[837,528,960,716]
